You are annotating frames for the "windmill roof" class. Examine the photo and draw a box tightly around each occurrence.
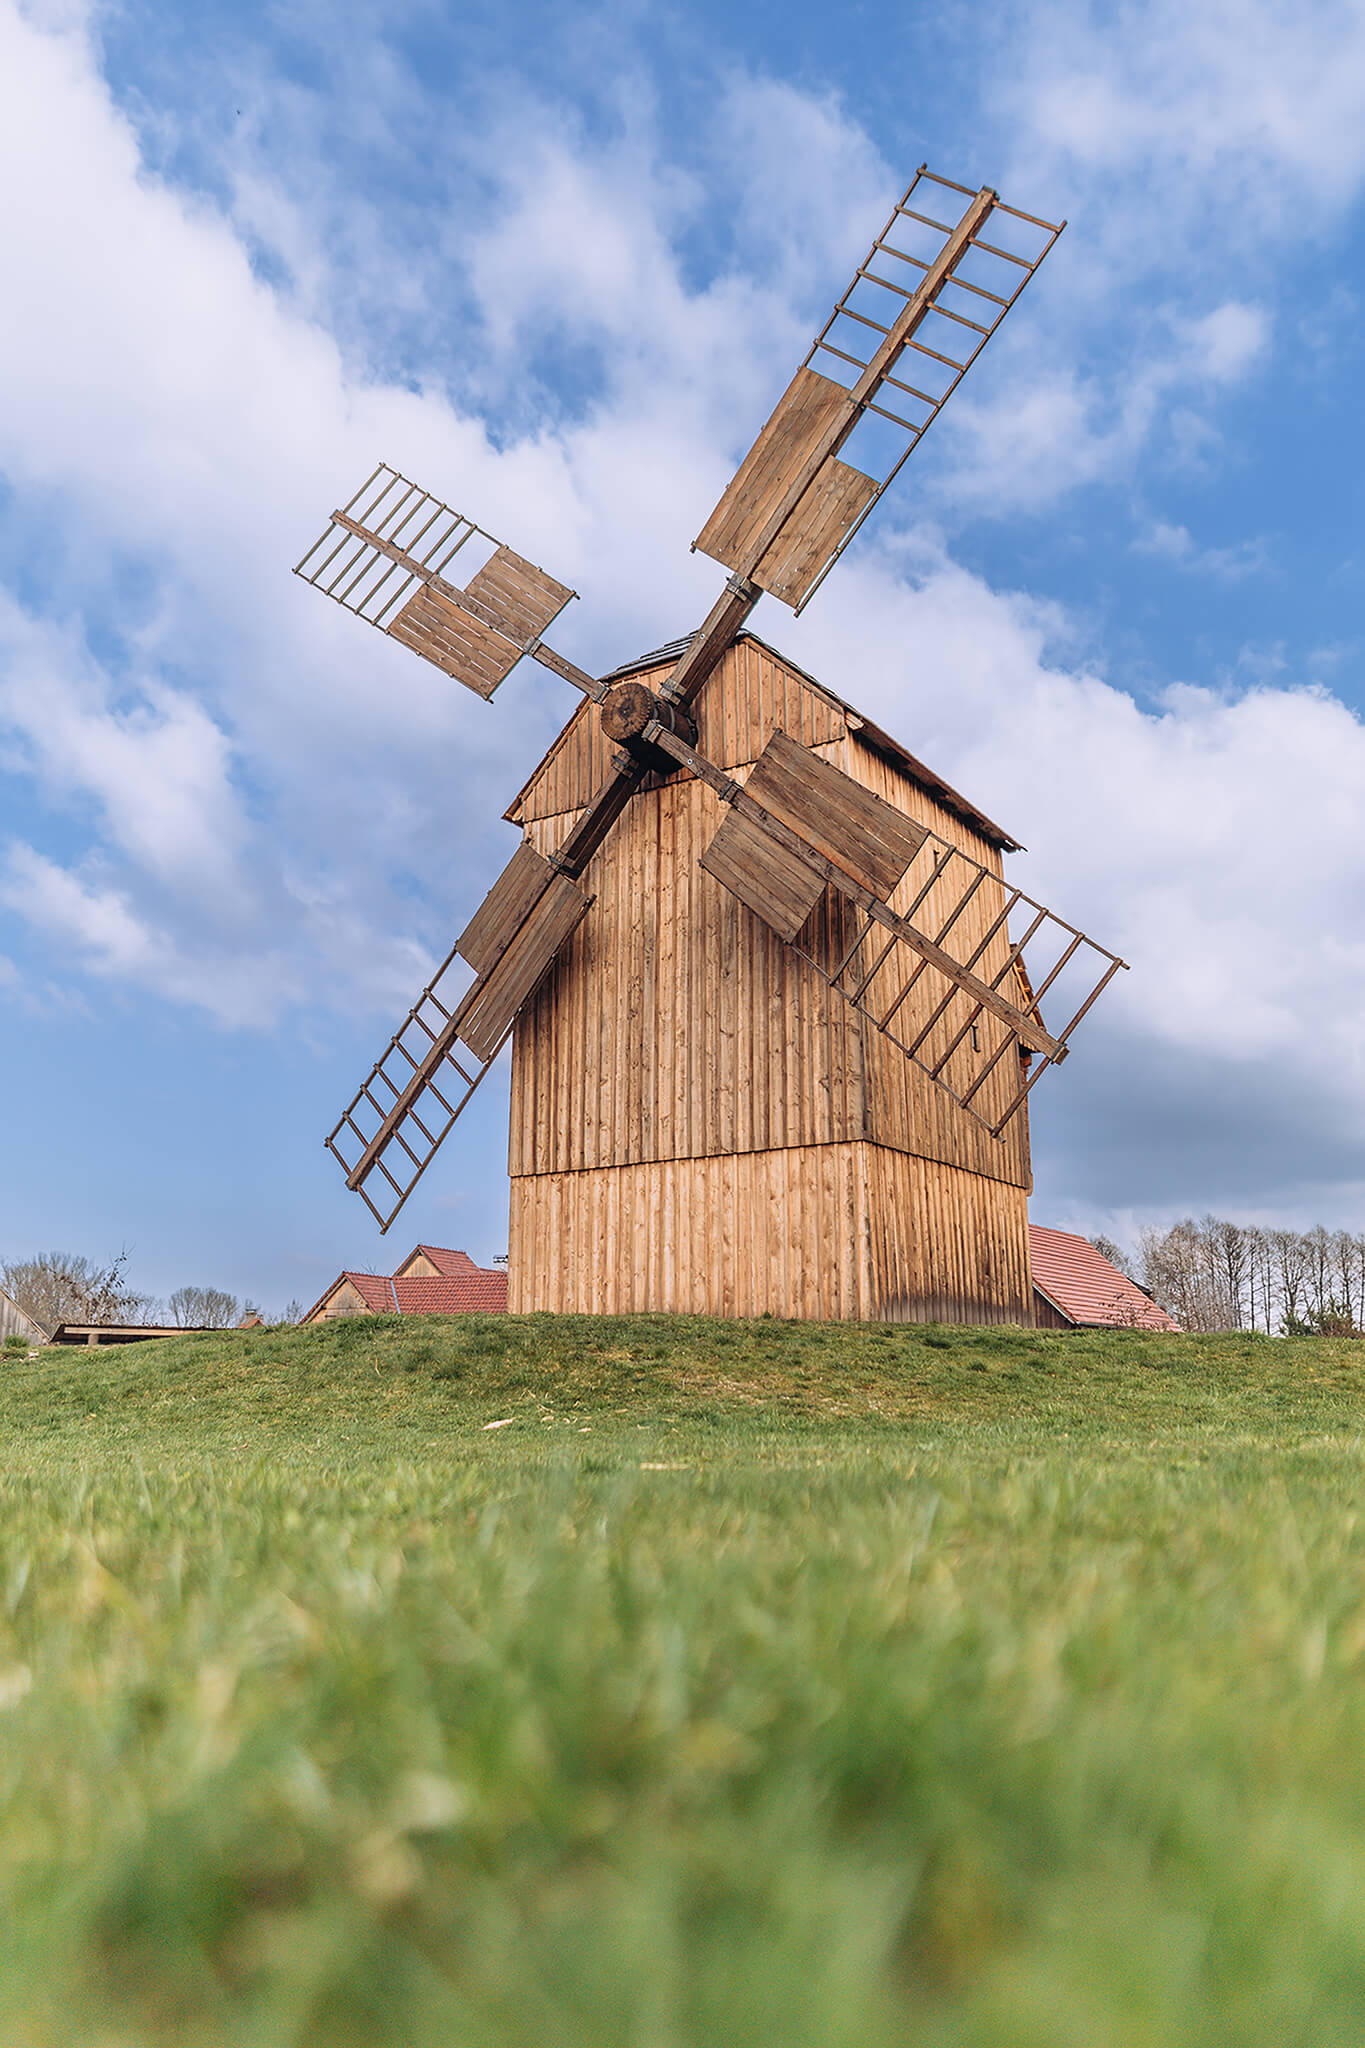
[1028,1225,1179,1331]
[507,629,1020,851]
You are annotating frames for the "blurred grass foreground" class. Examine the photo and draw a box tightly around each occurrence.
[4,1311,1365,2044]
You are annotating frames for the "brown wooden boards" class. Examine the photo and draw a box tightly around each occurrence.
[465,546,573,646]
[695,368,874,607]
[755,459,877,606]
[508,1142,1032,1322]
[457,842,556,974]
[744,730,927,898]
[647,711,1125,1145]
[458,873,591,1061]
[387,584,517,697]
[700,807,827,942]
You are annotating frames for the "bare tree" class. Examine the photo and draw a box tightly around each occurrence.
[1267,1231,1305,1330]
[168,1285,242,1329]
[1244,1226,1269,1332]
[1088,1234,1136,1279]
[1207,1215,1250,1331]
[1303,1226,1333,1322]
[1,1251,153,1335]
[1092,1218,1365,1338]
[1332,1232,1359,1329]
[1140,1220,1204,1329]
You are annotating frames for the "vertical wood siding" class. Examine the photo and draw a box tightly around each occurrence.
[509,1142,1032,1323]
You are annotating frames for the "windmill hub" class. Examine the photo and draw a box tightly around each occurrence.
[598,678,696,754]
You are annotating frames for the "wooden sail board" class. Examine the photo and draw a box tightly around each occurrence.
[738,730,928,898]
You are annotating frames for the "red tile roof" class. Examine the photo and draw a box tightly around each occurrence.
[1029,1225,1179,1331]
[305,1251,507,1323]
[392,1271,507,1313]
[408,1245,482,1278]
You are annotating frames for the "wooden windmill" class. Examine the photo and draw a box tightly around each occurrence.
[296,169,1125,1324]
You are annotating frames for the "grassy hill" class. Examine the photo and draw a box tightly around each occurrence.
[3,1314,1365,2045]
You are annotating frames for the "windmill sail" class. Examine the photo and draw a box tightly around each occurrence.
[294,465,576,698]
[695,169,1063,611]
[326,845,590,1231]
[678,727,1122,1139]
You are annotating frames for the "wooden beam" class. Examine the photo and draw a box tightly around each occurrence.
[529,642,602,699]
[656,577,762,707]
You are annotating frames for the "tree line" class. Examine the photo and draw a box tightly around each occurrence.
[0,1251,303,1339]
[1092,1219,1365,1336]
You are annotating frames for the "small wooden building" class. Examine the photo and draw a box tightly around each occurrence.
[505,632,1035,1323]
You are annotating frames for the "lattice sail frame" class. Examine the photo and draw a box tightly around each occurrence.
[326,943,495,1231]
[694,168,1063,612]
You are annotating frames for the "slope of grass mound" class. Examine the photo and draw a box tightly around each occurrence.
[2,1315,1364,2045]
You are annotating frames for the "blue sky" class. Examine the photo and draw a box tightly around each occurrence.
[2,0,1364,1313]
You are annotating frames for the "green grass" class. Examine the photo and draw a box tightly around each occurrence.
[4,1312,1365,2044]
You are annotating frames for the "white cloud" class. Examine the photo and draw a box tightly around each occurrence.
[1000,0,1365,212]
[0,844,291,1025]
[938,295,1273,512]
[1132,522,1269,579]
[1186,303,1270,383]
[0,596,247,892]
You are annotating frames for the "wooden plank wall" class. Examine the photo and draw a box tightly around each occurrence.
[0,1290,43,1346]
[509,644,1030,1189]
[864,1146,1032,1324]
[508,1141,1032,1324]
[1032,1291,1073,1330]
[511,777,871,1176]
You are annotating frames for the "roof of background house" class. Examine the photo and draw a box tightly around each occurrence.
[505,629,1021,852]
[405,1245,483,1278]
[305,1250,507,1322]
[1029,1225,1179,1331]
